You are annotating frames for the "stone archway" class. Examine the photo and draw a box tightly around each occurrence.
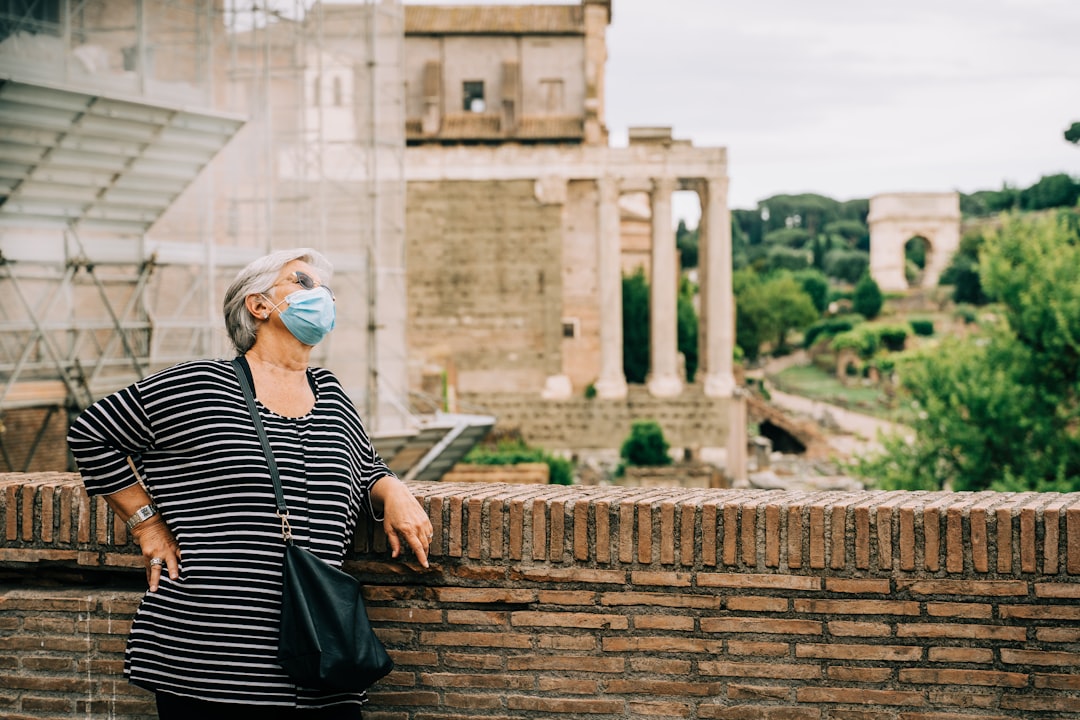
[868,192,960,292]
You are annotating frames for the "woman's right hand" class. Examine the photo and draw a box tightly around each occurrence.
[132,517,181,591]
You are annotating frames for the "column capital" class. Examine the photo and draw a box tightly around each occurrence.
[651,176,678,195]
[597,174,621,202]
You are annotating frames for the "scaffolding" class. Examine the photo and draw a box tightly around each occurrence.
[0,0,415,471]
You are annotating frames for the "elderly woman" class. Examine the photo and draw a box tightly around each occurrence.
[67,248,431,718]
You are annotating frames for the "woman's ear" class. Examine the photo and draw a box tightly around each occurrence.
[246,293,272,321]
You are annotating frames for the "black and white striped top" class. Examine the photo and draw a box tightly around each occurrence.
[68,357,391,708]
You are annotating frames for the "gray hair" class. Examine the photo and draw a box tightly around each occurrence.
[223,248,334,354]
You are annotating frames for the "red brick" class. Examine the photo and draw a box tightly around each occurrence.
[1042,496,1069,574]
[796,687,924,706]
[703,617,821,636]
[531,499,547,562]
[1001,604,1080,620]
[508,498,523,560]
[1035,673,1080,690]
[898,495,922,571]
[418,631,531,649]
[1035,582,1080,598]
[601,591,720,610]
[680,503,696,566]
[1037,627,1080,642]
[448,495,463,558]
[444,610,504,626]
[507,695,624,714]
[796,643,921,662]
[899,668,1027,687]
[808,500,827,569]
[896,622,1025,641]
[827,621,891,638]
[1000,694,1080,712]
[794,599,920,616]
[929,647,994,664]
[830,498,853,570]
[442,692,503,710]
[627,700,692,717]
[629,657,692,675]
[702,502,718,567]
[635,615,694,632]
[898,579,1027,596]
[419,672,532,689]
[507,655,623,673]
[619,500,635,564]
[725,684,789,701]
[825,578,890,594]
[604,637,724,654]
[433,587,536,604]
[700,705,819,720]
[787,505,803,569]
[538,677,598,693]
[722,501,739,566]
[923,494,956,572]
[827,666,893,683]
[488,498,504,559]
[726,640,787,657]
[595,499,610,563]
[1000,648,1080,666]
[441,652,502,670]
[573,499,589,562]
[925,602,992,619]
[660,501,675,565]
[518,567,623,584]
[699,660,820,679]
[631,571,691,587]
[725,596,788,613]
[697,573,818,591]
[764,501,781,568]
[511,611,627,630]
[1068,505,1080,574]
[741,498,761,568]
[605,679,721,696]
[537,589,594,605]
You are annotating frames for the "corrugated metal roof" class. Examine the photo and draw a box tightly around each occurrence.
[405,5,586,35]
[0,80,244,235]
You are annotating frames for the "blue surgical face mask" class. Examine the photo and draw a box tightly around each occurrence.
[264,286,336,346]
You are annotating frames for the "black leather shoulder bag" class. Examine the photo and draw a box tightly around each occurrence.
[232,358,394,693]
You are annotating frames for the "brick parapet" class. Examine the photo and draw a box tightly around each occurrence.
[5,474,1078,579]
[2,473,1080,718]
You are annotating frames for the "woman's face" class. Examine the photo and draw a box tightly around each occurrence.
[265,259,329,303]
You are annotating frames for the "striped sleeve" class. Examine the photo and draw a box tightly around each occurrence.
[67,381,154,497]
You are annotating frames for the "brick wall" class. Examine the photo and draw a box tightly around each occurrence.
[405,179,564,395]
[458,387,735,452]
[2,473,1080,719]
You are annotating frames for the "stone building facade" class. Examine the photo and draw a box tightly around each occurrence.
[402,3,743,474]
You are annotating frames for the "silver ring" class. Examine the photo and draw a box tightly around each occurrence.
[149,557,165,567]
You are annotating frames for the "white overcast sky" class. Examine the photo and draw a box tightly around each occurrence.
[406,0,1080,219]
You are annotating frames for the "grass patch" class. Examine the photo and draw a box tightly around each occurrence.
[769,363,904,421]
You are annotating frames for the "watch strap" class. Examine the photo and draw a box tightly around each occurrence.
[125,504,158,531]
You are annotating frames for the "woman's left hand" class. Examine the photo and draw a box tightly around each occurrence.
[371,476,433,568]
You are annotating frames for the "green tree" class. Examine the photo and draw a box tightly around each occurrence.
[823,249,869,283]
[622,269,650,383]
[853,213,1080,492]
[734,270,819,359]
[677,277,698,382]
[1019,173,1080,210]
[676,219,699,268]
[793,269,830,314]
[852,273,883,319]
[1065,121,1080,145]
[620,419,672,467]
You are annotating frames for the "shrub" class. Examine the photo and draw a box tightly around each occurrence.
[793,269,830,314]
[909,319,935,336]
[464,438,573,485]
[823,249,869,283]
[803,317,855,348]
[877,324,909,352]
[620,420,672,467]
[852,274,884,319]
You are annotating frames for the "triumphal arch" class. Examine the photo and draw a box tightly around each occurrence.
[868,192,961,292]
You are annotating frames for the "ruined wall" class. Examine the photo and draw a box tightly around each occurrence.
[458,387,734,453]
[406,179,564,394]
[4,474,1078,719]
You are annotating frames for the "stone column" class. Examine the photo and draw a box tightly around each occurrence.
[593,175,627,399]
[702,177,736,397]
[647,176,682,397]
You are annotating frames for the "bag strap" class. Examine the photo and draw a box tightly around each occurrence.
[232,357,293,542]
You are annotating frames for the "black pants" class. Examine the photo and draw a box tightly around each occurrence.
[155,692,361,720]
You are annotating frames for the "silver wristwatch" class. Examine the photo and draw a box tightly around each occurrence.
[125,504,158,531]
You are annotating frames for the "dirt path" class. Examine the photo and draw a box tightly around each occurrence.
[766,387,913,459]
